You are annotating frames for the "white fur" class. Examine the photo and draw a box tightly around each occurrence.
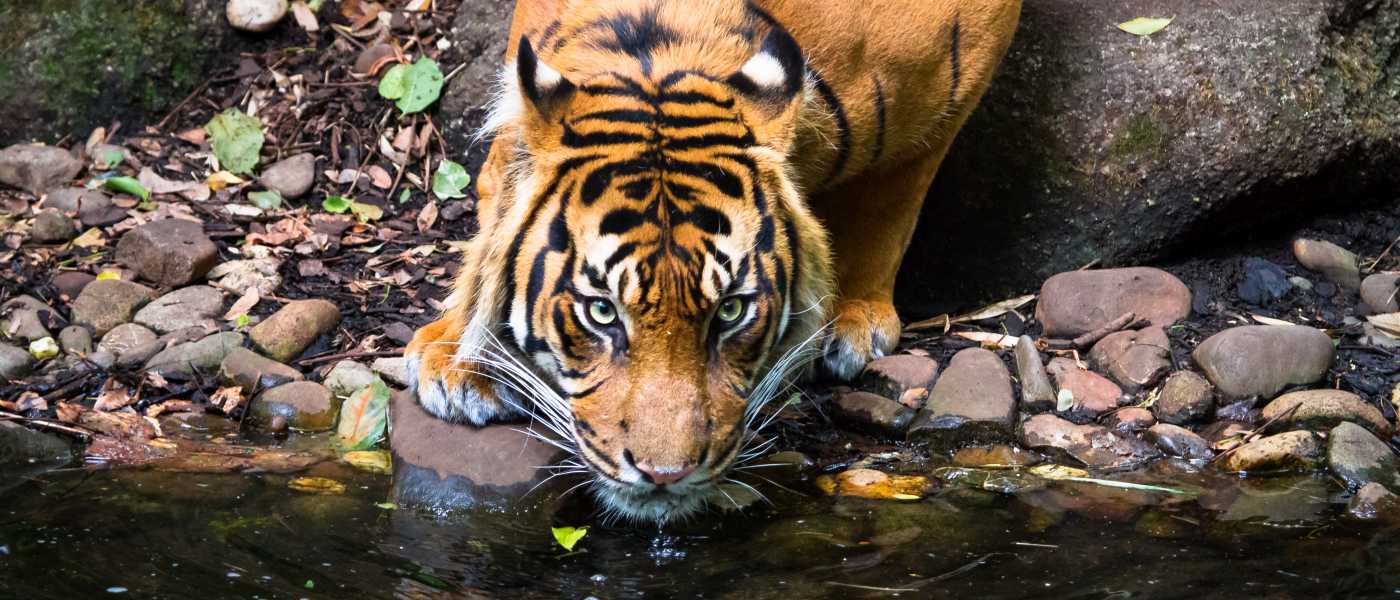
[740,52,788,89]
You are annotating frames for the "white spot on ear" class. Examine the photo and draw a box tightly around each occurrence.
[534,59,564,92]
[740,52,787,89]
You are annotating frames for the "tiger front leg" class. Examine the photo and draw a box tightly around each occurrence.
[405,313,524,426]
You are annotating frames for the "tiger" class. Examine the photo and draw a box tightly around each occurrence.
[406,0,1020,522]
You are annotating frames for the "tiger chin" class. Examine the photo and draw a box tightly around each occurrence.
[406,0,1021,523]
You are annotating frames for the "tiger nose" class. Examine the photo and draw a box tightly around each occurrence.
[635,463,697,486]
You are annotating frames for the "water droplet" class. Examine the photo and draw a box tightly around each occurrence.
[590,574,607,583]
[106,587,128,594]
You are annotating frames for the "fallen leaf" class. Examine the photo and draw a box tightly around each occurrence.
[378,58,444,114]
[290,0,320,31]
[906,294,1036,332]
[417,200,438,233]
[1367,313,1400,337]
[367,165,393,189]
[93,379,136,412]
[205,109,265,175]
[551,526,589,552]
[104,176,150,201]
[342,450,392,474]
[248,190,284,210]
[288,477,348,495]
[224,287,261,321]
[431,159,471,199]
[337,379,390,451]
[1251,314,1295,327]
[323,195,352,213]
[950,331,1019,349]
[350,201,383,222]
[176,128,207,145]
[210,386,245,414]
[207,170,246,191]
[1117,16,1173,36]
[298,259,327,277]
[1056,388,1075,412]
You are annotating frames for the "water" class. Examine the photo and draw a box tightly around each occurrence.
[3,458,1399,598]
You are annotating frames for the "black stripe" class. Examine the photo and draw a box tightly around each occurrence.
[600,208,647,236]
[580,434,619,470]
[811,72,851,182]
[950,16,962,104]
[872,76,887,164]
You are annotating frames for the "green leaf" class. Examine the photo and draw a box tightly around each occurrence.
[323,195,352,213]
[1117,16,1173,36]
[551,526,589,552]
[375,502,397,510]
[336,378,390,451]
[431,159,471,199]
[398,189,412,204]
[248,190,283,210]
[104,176,150,201]
[205,109,265,175]
[393,58,444,114]
[304,580,315,590]
[350,201,384,222]
[96,148,124,170]
[234,313,250,328]
[378,64,409,100]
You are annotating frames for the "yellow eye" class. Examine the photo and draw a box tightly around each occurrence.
[716,297,745,323]
[587,299,617,325]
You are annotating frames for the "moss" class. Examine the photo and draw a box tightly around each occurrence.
[1107,112,1170,163]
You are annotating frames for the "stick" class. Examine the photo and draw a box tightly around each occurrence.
[296,348,405,367]
[1044,312,1138,350]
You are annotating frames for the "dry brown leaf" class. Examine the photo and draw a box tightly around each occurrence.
[290,1,320,31]
[417,200,438,233]
[94,379,136,412]
[950,331,1020,349]
[55,401,82,423]
[1367,313,1400,337]
[368,165,393,189]
[78,409,159,440]
[906,294,1036,332]
[69,228,106,249]
[224,287,261,321]
[392,126,416,152]
[247,217,314,247]
[210,386,245,414]
[176,128,206,145]
[145,400,196,418]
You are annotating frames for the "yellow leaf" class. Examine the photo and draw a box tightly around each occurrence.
[342,450,392,474]
[69,228,107,249]
[1117,16,1173,36]
[1029,464,1090,480]
[551,526,589,551]
[95,270,122,281]
[288,477,347,495]
[207,170,245,191]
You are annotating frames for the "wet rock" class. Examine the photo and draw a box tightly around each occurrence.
[1360,272,1399,314]
[323,360,378,397]
[1020,414,1159,469]
[1046,357,1122,421]
[833,391,916,435]
[953,445,1041,468]
[1089,326,1170,390]
[44,188,112,221]
[1014,335,1056,412]
[249,299,339,362]
[1218,476,1331,524]
[50,271,95,300]
[908,348,1016,445]
[1326,421,1400,490]
[1154,371,1215,425]
[30,209,77,243]
[145,332,245,379]
[1136,510,1192,539]
[1219,431,1323,473]
[0,421,72,468]
[1191,325,1333,399]
[1145,424,1213,460]
[1,295,58,342]
[1292,238,1360,291]
[115,219,219,288]
[1200,420,1251,445]
[1236,257,1292,305]
[132,286,224,334]
[220,347,304,392]
[1035,268,1191,337]
[58,325,92,355]
[1346,483,1400,521]
[250,382,339,432]
[1104,407,1156,432]
[98,323,161,367]
[371,356,409,387]
[858,354,939,406]
[226,0,287,32]
[70,279,155,336]
[815,469,930,500]
[0,343,34,381]
[1260,389,1392,438]
[258,153,315,199]
[0,144,82,196]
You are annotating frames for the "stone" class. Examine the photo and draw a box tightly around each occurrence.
[250,382,339,431]
[323,360,378,397]
[44,188,112,221]
[219,347,304,392]
[1289,276,1313,292]
[98,323,160,367]
[0,144,82,196]
[391,389,569,511]
[1346,483,1400,521]
[832,391,916,435]
[371,356,410,387]
[1154,371,1215,425]
[908,348,1016,445]
[30,209,77,243]
[249,299,340,362]
[1089,326,1171,390]
[1034,268,1191,337]
[1191,325,1333,399]
[1219,431,1323,473]
[1019,413,1160,470]
[133,286,224,334]
[1360,272,1400,314]
[50,271,95,300]
[1046,357,1122,421]
[1013,335,1056,411]
[115,219,219,287]
[0,343,33,381]
[258,153,315,199]
[57,325,92,355]
[0,421,72,468]
[952,445,1041,468]
[69,280,155,336]
[0,295,58,342]
[1145,424,1213,460]
[353,44,396,75]
[1260,389,1392,438]
[1104,407,1155,432]
[1293,238,1361,291]
[1327,421,1400,490]
[1237,257,1292,305]
[814,469,931,500]
[1360,323,1400,350]
[145,332,245,379]
[226,0,287,32]
[857,354,939,404]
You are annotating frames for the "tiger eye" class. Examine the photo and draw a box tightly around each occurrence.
[587,299,617,325]
[717,298,745,322]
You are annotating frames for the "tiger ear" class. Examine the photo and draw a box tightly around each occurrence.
[726,27,805,101]
[516,36,574,112]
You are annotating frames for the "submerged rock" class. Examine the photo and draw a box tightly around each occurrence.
[1219,431,1323,473]
[0,421,72,468]
[814,469,930,500]
[908,347,1016,446]
[1191,325,1333,399]
[1346,483,1400,521]
[1035,268,1191,337]
[858,354,938,408]
[1145,424,1213,460]
[1327,422,1400,490]
[250,382,339,432]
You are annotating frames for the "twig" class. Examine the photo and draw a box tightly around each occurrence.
[1044,312,1139,350]
[155,80,211,132]
[296,348,405,367]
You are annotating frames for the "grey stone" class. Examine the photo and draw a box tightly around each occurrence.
[258,153,315,199]
[1328,421,1400,490]
[1104,407,1155,432]
[250,382,338,432]
[43,188,114,225]
[1146,423,1213,460]
[30,209,77,243]
[1360,272,1400,314]
[220,347,304,392]
[1192,325,1333,399]
[58,325,92,355]
[323,360,378,397]
[1035,268,1191,337]
[1090,326,1171,390]
[249,299,340,362]
[833,391,916,435]
[372,356,410,388]
[0,343,33,381]
[0,421,72,468]
[133,286,224,334]
[50,271,95,300]
[1020,413,1159,470]
[1220,431,1323,473]
[86,350,115,369]
[115,219,219,287]
[0,144,81,196]
[1261,389,1392,438]
[98,323,160,367]
[1154,371,1215,425]
[1013,335,1055,412]
[145,332,245,379]
[1293,238,1361,291]
[909,348,1016,446]
[69,280,155,336]
[0,295,57,342]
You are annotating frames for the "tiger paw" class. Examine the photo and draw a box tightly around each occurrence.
[822,299,902,381]
[404,317,518,426]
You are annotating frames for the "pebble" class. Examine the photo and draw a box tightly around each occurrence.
[1346,482,1399,521]
[1237,257,1292,305]
[98,323,161,367]
[58,325,92,355]
[115,219,220,287]
[372,356,409,387]
[226,0,288,32]
[50,271,95,300]
[1153,371,1215,425]
[1089,326,1171,390]
[220,347,305,392]
[133,286,225,334]
[1013,335,1056,412]
[1327,422,1400,489]
[1046,357,1122,421]
[1288,276,1313,292]
[1036,267,1192,337]
[323,360,378,397]
[145,332,245,379]
[0,144,83,196]
[70,280,155,336]
[1260,389,1392,438]
[44,188,112,221]
[1292,238,1361,291]
[814,468,929,500]
[908,347,1016,445]
[1191,325,1333,399]
[250,299,340,362]
[0,421,72,466]
[857,354,939,407]
[30,209,77,243]
[0,343,33,381]
[1104,407,1156,432]
[1145,423,1213,460]
[1,295,57,342]
[1360,272,1399,314]
[952,445,1041,468]
[258,153,315,199]
[250,382,340,432]
[1019,414,1159,469]
[833,391,917,435]
[1219,430,1323,473]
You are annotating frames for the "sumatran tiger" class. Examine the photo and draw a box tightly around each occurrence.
[406,0,1020,522]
